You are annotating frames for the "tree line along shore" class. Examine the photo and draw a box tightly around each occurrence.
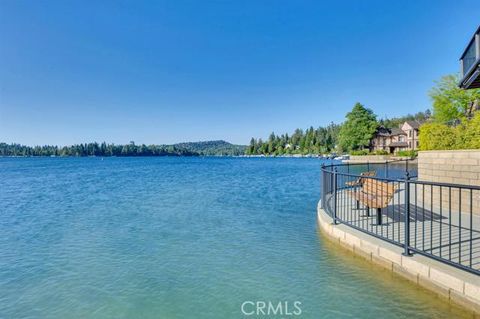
[2,74,479,158]
[0,140,246,157]
[247,74,479,156]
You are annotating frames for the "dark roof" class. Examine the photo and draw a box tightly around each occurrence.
[375,126,392,137]
[373,126,406,137]
[390,128,407,135]
[404,121,420,129]
[389,142,408,147]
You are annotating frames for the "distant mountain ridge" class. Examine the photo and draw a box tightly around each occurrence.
[173,140,246,156]
[0,140,247,157]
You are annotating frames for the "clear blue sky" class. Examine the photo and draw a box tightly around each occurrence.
[0,1,478,146]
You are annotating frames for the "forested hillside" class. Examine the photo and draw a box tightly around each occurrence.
[379,110,431,129]
[246,123,340,155]
[0,140,245,157]
[173,140,246,156]
[246,107,431,156]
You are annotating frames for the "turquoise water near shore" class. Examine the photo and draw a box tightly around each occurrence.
[0,157,470,318]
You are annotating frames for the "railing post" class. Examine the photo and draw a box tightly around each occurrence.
[321,163,325,209]
[385,160,388,178]
[333,167,338,224]
[403,172,412,256]
[330,166,334,197]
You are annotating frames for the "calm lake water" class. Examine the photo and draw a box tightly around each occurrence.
[0,157,471,318]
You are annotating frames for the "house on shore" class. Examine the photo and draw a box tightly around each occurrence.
[370,121,420,154]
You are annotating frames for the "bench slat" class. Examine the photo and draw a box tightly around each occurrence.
[347,179,396,209]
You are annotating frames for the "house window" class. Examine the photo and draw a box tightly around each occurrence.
[416,141,419,147]
[408,141,411,148]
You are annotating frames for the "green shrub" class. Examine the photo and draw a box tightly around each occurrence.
[350,149,369,156]
[350,149,389,156]
[370,149,389,155]
[396,150,417,158]
[419,122,457,150]
[419,113,480,150]
[456,113,480,149]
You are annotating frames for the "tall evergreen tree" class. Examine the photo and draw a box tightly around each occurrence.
[338,103,378,152]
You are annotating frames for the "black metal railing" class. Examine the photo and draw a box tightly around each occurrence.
[462,39,478,76]
[321,160,480,276]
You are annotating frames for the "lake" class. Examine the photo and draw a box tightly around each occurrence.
[0,157,470,318]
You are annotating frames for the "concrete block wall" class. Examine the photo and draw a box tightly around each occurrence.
[418,150,480,216]
[348,155,391,162]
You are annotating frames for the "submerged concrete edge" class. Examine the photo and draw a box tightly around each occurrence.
[317,200,480,316]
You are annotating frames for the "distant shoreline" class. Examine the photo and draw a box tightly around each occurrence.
[0,154,335,159]
[0,140,246,157]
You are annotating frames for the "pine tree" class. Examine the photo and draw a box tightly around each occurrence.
[338,103,378,151]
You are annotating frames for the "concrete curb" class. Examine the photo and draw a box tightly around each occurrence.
[317,200,480,316]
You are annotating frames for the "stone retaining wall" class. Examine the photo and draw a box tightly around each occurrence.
[345,155,414,164]
[346,155,391,163]
[418,150,480,215]
[317,201,480,316]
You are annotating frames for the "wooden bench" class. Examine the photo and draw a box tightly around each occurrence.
[345,171,376,187]
[347,179,395,225]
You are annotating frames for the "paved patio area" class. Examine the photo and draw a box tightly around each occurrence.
[324,185,480,274]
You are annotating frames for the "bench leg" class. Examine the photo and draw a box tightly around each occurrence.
[376,208,382,225]
[356,200,360,209]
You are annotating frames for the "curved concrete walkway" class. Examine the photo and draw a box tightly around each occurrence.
[323,186,480,273]
[317,200,480,316]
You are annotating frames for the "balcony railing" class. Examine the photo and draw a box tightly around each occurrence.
[321,160,480,276]
[460,26,480,89]
[462,40,477,76]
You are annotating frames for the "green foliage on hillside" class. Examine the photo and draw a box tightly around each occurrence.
[338,103,378,152]
[379,110,431,129]
[0,140,245,157]
[246,123,340,155]
[173,140,246,156]
[246,101,428,156]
